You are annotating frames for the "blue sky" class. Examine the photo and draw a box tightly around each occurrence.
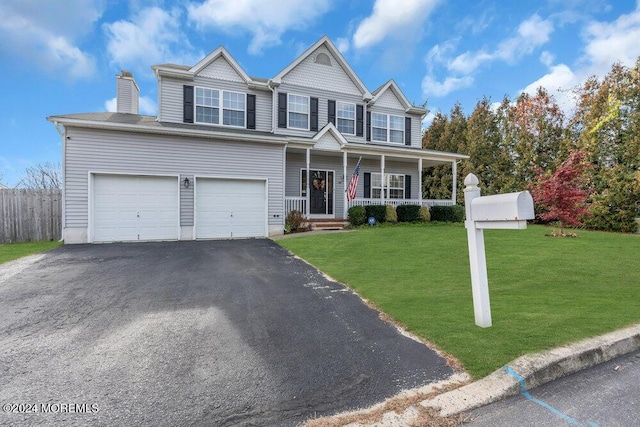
[1,0,639,186]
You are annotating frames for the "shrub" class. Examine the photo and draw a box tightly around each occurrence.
[430,205,465,222]
[396,204,421,222]
[385,205,398,223]
[286,210,305,231]
[419,206,431,222]
[365,205,387,223]
[347,205,366,226]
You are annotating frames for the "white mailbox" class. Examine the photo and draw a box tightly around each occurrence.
[471,191,535,229]
[462,174,536,328]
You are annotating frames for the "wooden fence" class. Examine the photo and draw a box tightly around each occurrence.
[0,189,62,243]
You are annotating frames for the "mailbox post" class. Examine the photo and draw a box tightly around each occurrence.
[463,174,535,327]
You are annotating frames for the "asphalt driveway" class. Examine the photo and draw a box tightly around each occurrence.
[0,239,452,426]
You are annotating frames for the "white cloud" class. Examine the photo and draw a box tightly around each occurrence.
[582,5,640,75]
[105,97,117,113]
[104,7,201,75]
[519,5,640,113]
[521,63,577,110]
[187,0,332,55]
[104,96,157,115]
[422,13,555,99]
[0,0,100,79]
[422,75,474,97]
[353,0,441,49]
[422,111,436,128]
[448,14,554,74]
[336,37,350,54]
[540,51,555,67]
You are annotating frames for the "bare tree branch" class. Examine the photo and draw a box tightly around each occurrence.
[16,161,62,190]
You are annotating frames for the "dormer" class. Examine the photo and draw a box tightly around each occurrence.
[367,80,426,148]
[152,47,270,131]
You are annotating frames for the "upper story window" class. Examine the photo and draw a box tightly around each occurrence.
[195,87,245,127]
[288,94,309,130]
[371,112,405,144]
[337,102,355,135]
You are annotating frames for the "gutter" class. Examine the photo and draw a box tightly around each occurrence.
[46,116,288,146]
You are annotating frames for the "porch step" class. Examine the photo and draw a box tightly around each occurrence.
[308,219,349,231]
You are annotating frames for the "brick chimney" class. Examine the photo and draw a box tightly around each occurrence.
[116,70,139,114]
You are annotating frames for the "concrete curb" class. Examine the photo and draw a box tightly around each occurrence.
[421,323,640,417]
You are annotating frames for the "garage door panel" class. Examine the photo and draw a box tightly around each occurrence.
[195,178,266,239]
[93,175,179,242]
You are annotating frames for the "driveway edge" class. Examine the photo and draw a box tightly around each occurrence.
[421,323,640,417]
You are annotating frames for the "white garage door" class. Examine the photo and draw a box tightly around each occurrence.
[196,178,267,239]
[92,175,179,242]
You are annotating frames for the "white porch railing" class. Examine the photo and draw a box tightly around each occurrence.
[347,198,455,209]
[285,196,455,217]
[285,196,307,214]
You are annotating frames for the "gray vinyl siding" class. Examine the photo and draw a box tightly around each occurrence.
[280,46,362,96]
[158,76,272,132]
[179,174,194,226]
[275,84,366,143]
[375,90,405,110]
[65,127,284,228]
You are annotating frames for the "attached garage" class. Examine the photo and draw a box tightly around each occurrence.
[195,178,267,239]
[91,174,179,242]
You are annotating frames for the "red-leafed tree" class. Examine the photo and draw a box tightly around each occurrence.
[531,151,591,236]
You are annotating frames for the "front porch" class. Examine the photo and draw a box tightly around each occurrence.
[284,145,461,222]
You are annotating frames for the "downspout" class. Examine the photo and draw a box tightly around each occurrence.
[268,79,278,134]
[53,121,66,243]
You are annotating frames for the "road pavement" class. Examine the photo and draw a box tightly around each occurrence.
[467,349,640,426]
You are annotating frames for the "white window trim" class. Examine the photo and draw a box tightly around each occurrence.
[336,101,356,135]
[370,112,405,144]
[287,93,310,131]
[194,87,246,128]
[371,172,405,199]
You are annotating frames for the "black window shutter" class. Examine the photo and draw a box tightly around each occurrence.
[246,94,256,129]
[364,173,371,198]
[405,175,412,199]
[183,85,194,123]
[366,111,371,141]
[405,117,412,145]
[356,105,364,137]
[278,92,287,128]
[328,100,336,124]
[310,97,319,131]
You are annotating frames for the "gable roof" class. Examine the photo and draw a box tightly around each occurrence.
[371,79,426,115]
[312,122,349,150]
[189,46,253,84]
[272,36,372,100]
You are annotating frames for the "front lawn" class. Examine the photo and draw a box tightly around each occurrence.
[0,241,62,264]
[278,224,640,378]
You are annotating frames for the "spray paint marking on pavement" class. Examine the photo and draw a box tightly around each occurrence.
[503,366,600,427]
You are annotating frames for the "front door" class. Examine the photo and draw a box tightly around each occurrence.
[309,170,333,215]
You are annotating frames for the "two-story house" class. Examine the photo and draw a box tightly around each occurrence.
[48,36,467,244]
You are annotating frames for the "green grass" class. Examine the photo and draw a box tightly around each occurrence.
[278,224,640,378]
[0,240,62,264]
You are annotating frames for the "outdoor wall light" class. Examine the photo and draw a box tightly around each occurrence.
[183,177,191,188]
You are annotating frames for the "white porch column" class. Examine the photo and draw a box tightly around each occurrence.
[343,151,348,218]
[306,148,311,217]
[418,158,423,204]
[452,161,458,204]
[380,154,386,205]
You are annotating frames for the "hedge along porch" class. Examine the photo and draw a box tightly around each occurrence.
[284,126,466,220]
